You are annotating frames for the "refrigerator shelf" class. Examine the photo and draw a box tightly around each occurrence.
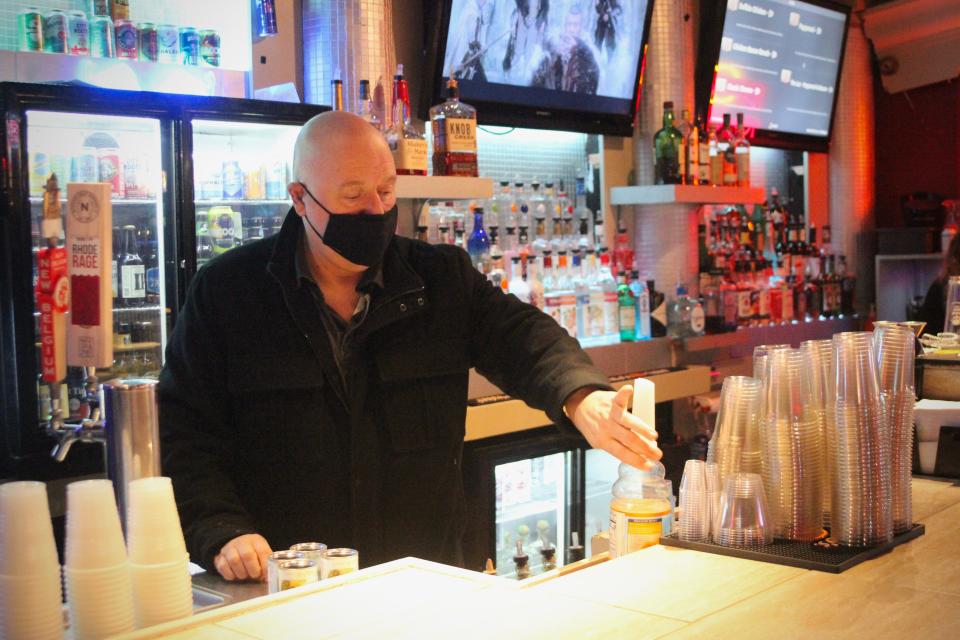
[32,306,165,317]
[33,341,159,352]
[29,197,158,205]
[497,497,563,524]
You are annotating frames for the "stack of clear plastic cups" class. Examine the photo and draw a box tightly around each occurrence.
[126,477,193,629]
[714,472,773,547]
[832,332,893,547]
[64,480,135,639]
[707,376,763,481]
[0,482,64,640]
[874,322,917,535]
[801,339,834,529]
[678,460,712,542]
[761,348,825,541]
[753,344,791,384]
[704,462,722,541]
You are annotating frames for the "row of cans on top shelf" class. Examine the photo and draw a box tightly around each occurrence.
[18,7,220,67]
[29,149,154,200]
[196,160,290,201]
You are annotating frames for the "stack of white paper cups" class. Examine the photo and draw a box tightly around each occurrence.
[0,481,64,640]
[64,479,135,639]
[126,477,192,628]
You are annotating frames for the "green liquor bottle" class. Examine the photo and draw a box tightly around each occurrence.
[654,101,683,185]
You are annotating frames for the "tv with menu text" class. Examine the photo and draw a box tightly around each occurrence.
[421,0,654,136]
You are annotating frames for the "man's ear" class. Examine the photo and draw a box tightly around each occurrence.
[288,182,306,215]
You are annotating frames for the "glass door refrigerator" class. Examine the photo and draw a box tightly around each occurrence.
[0,82,326,480]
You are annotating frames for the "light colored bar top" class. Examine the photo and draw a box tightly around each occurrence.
[116,478,960,639]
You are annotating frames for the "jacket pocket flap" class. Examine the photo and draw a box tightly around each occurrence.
[227,354,325,393]
[376,339,470,382]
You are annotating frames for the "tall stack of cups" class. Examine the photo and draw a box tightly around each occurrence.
[126,477,193,628]
[64,480,135,639]
[707,376,763,480]
[760,348,825,541]
[0,482,64,640]
[831,332,894,546]
[678,460,712,542]
[873,322,917,534]
[801,339,834,528]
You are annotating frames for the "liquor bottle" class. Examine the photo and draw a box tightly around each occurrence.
[618,271,636,342]
[467,206,490,269]
[631,270,652,340]
[792,216,807,283]
[686,111,700,186]
[331,77,344,111]
[804,255,822,321]
[613,228,634,276]
[507,256,531,304]
[574,175,593,251]
[653,101,683,185]
[356,79,381,130]
[838,255,855,315]
[667,283,705,338]
[717,113,738,187]
[702,269,722,333]
[677,108,693,185]
[118,224,145,308]
[708,123,722,187]
[429,75,478,177]
[527,257,544,311]
[387,64,427,176]
[111,226,120,303]
[574,252,591,341]
[648,279,667,337]
[697,113,711,185]
[585,250,605,341]
[555,252,578,338]
[734,113,750,188]
[598,252,620,342]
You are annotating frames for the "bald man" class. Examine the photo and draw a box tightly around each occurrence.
[159,112,660,582]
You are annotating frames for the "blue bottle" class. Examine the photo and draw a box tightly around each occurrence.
[467,206,490,268]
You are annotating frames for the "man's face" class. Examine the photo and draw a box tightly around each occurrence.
[560,12,583,52]
[289,131,397,272]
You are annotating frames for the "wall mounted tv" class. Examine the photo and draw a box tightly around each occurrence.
[421,0,655,136]
[696,0,851,151]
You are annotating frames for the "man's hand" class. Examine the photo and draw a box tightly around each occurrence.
[214,534,273,582]
[565,385,662,470]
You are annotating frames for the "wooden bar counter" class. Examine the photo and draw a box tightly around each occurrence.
[117,478,960,640]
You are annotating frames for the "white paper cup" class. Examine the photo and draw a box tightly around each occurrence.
[126,477,188,564]
[0,573,64,640]
[918,441,938,474]
[65,479,128,571]
[0,481,61,576]
[65,563,135,639]
[130,557,192,628]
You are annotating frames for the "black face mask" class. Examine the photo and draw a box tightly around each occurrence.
[299,183,398,268]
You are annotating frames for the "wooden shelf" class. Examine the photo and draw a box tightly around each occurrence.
[610,184,766,206]
[395,176,493,200]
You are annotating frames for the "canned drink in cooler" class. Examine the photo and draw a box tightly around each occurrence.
[71,147,98,183]
[222,160,243,199]
[243,166,264,200]
[110,0,130,21]
[122,155,147,199]
[156,24,180,64]
[320,548,358,579]
[209,206,242,253]
[50,154,69,186]
[98,147,124,197]
[137,23,158,61]
[43,9,68,54]
[67,11,89,55]
[18,7,44,52]
[29,152,49,195]
[115,20,138,59]
[180,27,199,65]
[267,550,303,594]
[265,161,286,200]
[90,15,115,58]
[199,29,220,67]
[277,559,318,591]
[87,0,110,17]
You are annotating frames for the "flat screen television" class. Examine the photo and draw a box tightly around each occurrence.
[696,0,851,151]
[421,0,655,136]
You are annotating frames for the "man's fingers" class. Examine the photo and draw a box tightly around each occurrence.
[223,545,249,580]
[610,424,663,462]
[613,385,632,409]
[251,537,273,583]
[619,411,659,441]
[214,553,236,581]
[604,438,654,471]
[237,542,262,580]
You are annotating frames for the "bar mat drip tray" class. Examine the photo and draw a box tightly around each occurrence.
[659,524,925,573]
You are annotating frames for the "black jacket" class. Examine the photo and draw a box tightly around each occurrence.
[159,209,610,571]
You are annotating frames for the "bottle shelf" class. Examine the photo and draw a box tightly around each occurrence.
[29,196,158,205]
[609,185,766,206]
[497,497,562,525]
[395,176,493,200]
[195,199,290,206]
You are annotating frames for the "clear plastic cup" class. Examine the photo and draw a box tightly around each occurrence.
[679,460,711,542]
[833,332,881,406]
[0,481,61,576]
[65,564,135,639]
[753,344,791,383]
[714,473,773,547]
[65,479,128,571]
[130,557,192,628]
[126,477,188,564]
[708,376,763,484]
[0,573,64,640]
[874,323,916,393]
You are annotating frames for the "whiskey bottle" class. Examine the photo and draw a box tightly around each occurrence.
[429,75,478,176]
[386,64,427,176]
[653,101,683,184]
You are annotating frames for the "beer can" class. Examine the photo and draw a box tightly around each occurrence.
[71,147,98,183]
[209,206,242,253]
[289,542,326,579]
[42,9,68,54]
[156,24,180,64]
[265,161,286,200]
[87,0,110,17]
[89,15,115,58]
[115,19,138,59]
[122,156,144,198]
[50,154,70,187]
[199,29,220,67]
[222,160,243,199]
[179,26,199,66]
[98,147,124,197]
[29,152,49,195]
[18,7,44,52]
[67,11,89,56]
[199,165,223,200]
[110,0,130,21]
[277,559,318,592]
[138,23,158,62]
[243,166,264,200]
[267,550,304,594]
[319,548,359,580]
